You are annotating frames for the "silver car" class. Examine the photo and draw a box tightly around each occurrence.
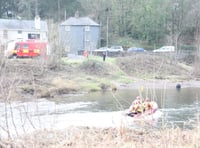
[153,46,175,53]
[108,46,123,52]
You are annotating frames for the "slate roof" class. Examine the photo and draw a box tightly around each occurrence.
[60,17,99,26]
[0,19,48,31]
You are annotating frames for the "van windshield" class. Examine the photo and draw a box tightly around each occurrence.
[15,44,20,50]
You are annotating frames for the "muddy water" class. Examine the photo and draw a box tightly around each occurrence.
[0,87,199,138]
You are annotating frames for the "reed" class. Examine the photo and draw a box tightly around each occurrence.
[0,123,199,148]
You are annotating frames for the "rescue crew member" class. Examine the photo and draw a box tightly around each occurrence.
[128,96,143,115]
[143,98,158,114]
[83,50,88,58]
[132,96,141,105]
[151,101,158,113]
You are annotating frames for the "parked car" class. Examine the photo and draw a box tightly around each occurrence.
[93,47,109,52]
[153,46,175,53]
[127,47,146,53]
[108,46,123,52]
[92,47,108,56]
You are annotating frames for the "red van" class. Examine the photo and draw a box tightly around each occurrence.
[13,40,47,58]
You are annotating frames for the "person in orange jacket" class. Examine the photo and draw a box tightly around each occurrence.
[128,96,143,116]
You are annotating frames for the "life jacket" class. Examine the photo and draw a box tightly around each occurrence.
[143,101,153,111]
[135,103,144,113]
[136,106,143,113]
[130,104,137,113]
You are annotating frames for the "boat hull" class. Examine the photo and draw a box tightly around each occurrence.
[125,110,163,121]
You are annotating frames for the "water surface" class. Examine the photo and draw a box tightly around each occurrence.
[0,87,199,138]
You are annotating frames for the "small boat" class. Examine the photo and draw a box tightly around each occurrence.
[126,110,162,121]
[125,101,162,121]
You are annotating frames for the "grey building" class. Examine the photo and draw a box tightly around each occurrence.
[59,16,100,55]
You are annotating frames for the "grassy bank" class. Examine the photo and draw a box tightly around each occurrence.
[1,123,199,147]
[0,53,199,100]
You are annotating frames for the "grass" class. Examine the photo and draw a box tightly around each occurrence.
[80,82,102,92]
[2,122,199,147]
[75,76,112,92]
[60,55,133,92]
[117,76,133,84]
[61,54,116,65]
[61,57,84,64]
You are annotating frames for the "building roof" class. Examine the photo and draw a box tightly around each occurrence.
[0,18,48,31]
[60,17,99,26]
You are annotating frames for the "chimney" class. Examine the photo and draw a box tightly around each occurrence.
[75,11,79,18]
[34,15,40,29]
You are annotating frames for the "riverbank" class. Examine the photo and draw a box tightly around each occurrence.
[114,79,200,90]
[0,53,199,101]
[2,124,200,147]
[0,54,200,147]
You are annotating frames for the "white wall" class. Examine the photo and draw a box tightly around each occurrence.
[0,30,48,45]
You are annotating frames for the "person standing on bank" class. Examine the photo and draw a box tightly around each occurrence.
[83,50,88,58]
[103,51,106,61]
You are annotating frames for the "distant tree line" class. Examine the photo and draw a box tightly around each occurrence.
[1,0,200,49]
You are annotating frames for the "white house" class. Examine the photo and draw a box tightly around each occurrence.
[0,16,48,51]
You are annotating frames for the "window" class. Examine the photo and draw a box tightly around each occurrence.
[3,30,8,39]
[15,44,20,50]
[85,33,91,41]
[85,26,90,31]
[28,33,40,39]
[65,26,70,31]
[17,30,22,39]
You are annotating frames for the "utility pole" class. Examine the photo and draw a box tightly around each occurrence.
[106,8,110,47]
[106,16,109,47]
[35,0,38,16]
[58,0,61,22]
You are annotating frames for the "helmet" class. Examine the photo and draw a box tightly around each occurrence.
[145,97,150,102]
[136,96,140,100]
[136,100,141,104]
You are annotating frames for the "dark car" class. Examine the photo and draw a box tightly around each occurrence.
[127,47,146,53]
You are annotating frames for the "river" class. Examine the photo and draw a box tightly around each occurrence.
[0,87,199,138]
